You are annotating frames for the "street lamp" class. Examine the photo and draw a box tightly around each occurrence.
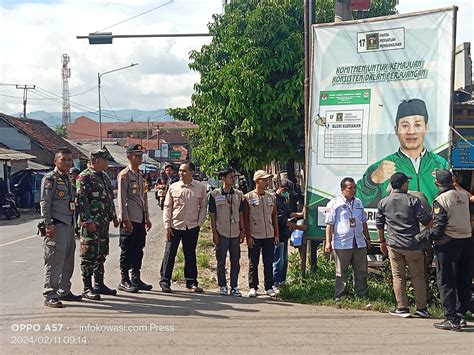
[98,63,138,147]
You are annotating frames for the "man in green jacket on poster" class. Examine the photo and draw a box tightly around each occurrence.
[356,99,449,207]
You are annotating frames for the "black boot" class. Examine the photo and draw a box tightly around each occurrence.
[93,272,117,296]
[118,271,139,293]
[131,269,153,291]
[82,276,101,300]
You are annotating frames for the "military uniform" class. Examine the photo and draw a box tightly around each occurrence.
[40,168,76,304]
[117,144,152,292]
[76,149,117,298]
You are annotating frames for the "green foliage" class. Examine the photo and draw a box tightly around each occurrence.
[55,124,67,138]
[283,251,445,318]
[172,0,398,174]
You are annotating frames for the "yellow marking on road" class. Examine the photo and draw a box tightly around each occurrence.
[0,235,37,247]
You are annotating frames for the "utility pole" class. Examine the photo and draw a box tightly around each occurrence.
[61,54,71,126]
[15,85,35,118]
[335,0,353,22]
[303,0,316,277]
[146,116,150,151]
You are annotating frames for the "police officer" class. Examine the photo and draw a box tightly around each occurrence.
[76,149,119,300]
[428,170,472,331]
[243,170,280,298]
[117,144,152,293]
[41,147,82,308]
[209,168,245,297]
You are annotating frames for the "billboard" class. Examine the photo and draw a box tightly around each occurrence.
[306,8,456,238]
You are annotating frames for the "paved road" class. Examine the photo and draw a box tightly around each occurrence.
[0,194,473,354]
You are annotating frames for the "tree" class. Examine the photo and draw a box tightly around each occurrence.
[55,124,67,138]
[170,0,398,174]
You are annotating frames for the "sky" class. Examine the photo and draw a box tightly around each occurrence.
[0,0,472,116]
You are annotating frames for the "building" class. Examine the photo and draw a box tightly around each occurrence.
[67,115,196,165]
[0,113,87,167]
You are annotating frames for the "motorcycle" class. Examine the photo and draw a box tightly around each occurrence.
[1,192,20,220]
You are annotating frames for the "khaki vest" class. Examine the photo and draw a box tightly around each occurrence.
[245,190,275,239]
[211,188,243,238]
[434,189,471,239]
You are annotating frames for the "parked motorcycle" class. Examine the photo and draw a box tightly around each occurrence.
[1,192,20,220]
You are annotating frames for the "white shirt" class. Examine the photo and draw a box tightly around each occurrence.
[325,195,368,250]
[400,148,427,174]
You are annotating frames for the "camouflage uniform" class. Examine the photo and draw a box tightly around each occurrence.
[76,150,116,297]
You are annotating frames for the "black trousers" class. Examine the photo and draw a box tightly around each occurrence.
[160,227,200,288]
[119,222,146,272]
[435,237,473,322]
[248,237,274,290]
[216,235,241,288]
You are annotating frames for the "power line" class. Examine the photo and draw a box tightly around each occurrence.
[94,0,174,33]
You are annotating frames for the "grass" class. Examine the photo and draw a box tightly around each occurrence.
[280,250,450,318]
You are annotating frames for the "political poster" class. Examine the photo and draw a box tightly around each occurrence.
[306,8,456,239]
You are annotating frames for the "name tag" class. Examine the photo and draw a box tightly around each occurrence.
[69,202,76,211]
[92,192,100,197]
[248,198,259,205]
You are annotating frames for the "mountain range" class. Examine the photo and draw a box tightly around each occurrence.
[14,109,173,127]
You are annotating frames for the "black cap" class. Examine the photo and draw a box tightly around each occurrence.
[434,169,453,185]
[390,172,412,188]
[126,144,145,155]
[280,179,297,196]
[396,99,428,125]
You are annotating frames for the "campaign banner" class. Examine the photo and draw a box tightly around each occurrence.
[306,8,455,239]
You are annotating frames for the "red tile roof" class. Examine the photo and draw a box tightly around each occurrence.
[0,113,87,160]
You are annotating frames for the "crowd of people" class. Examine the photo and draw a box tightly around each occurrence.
[39,146,472,332]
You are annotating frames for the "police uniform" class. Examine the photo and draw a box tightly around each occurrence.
[429,170,472,331]
[76,149,117,298]
[209,187,244,291]
[40,168,77,305]
[117,144,152,292]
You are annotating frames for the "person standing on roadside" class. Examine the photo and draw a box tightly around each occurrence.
[325,177,371,301]
[209,168,245,297]
[428,170,472,331]
[160,162,208,293]
[117,144,152,293]
[243,170,280,298]
[273,179,300,289]
[76,149,119,300]
[41,147,82,308]
[376,172,432,318]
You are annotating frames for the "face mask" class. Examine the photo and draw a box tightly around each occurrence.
[281,191,290,199]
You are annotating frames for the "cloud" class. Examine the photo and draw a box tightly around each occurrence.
[0,0,220,114]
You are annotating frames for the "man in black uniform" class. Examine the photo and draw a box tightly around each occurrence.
[428,170,472,331]
[117,144,153,293]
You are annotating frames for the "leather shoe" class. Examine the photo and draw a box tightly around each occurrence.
[186,285,203,293]
[118,281,139,293]
[160,284,172,293]
[44,298,64,308]
[59,292,82,301]
[82,289,101,300]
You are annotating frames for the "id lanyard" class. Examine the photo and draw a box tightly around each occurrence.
[225,192,235,224]
[345,198,358,247]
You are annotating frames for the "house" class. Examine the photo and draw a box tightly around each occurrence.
[66,116,196,161]
[0,147,36,191]
[0,113,87,167]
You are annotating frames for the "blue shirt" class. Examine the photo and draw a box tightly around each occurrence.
[325,195,368,250]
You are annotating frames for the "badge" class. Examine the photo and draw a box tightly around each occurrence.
[58,190,66,197]
[349,217,356,227]
[132,189,137,194]
[215,195,226,202]
[267,197,273,203]
[44,180,53,189]
[434,207,440,214]
[248,198,259,206]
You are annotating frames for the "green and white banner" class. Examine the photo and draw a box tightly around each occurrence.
[307,8,455,239]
